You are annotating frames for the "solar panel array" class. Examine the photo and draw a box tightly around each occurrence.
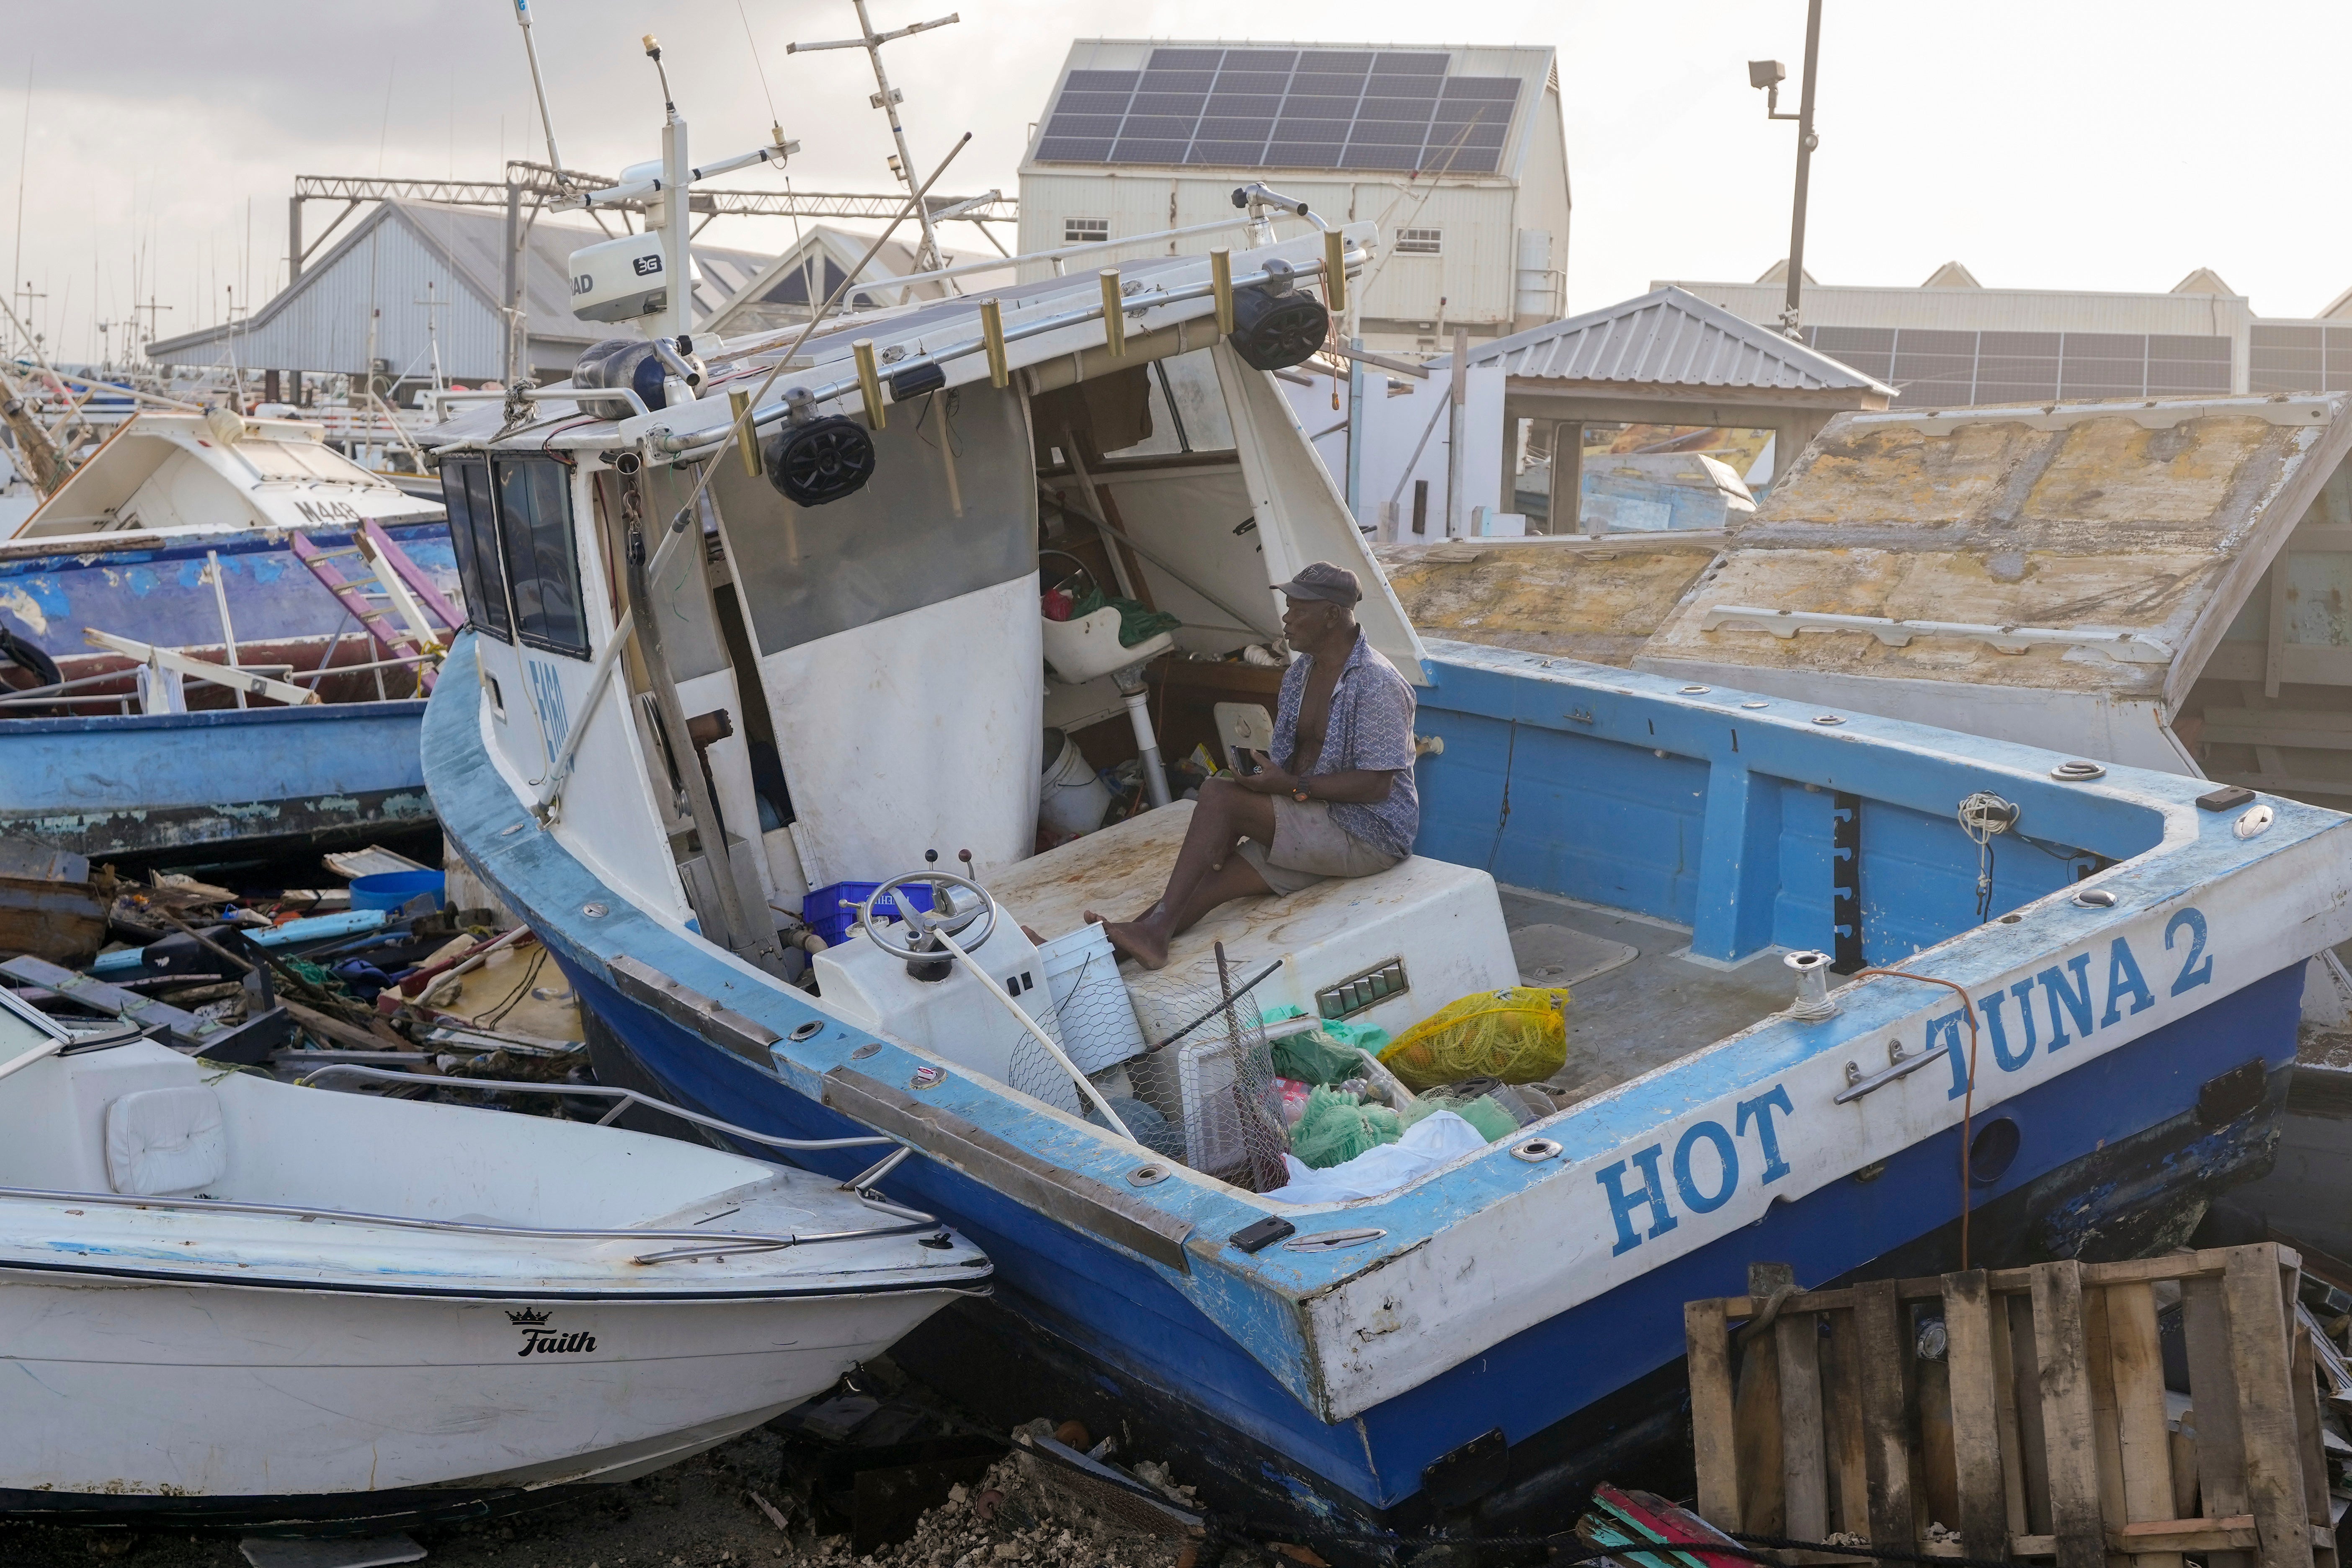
[1033,47,1522,175]
[1806,327,2231,404]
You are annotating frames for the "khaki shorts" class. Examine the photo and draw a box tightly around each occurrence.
[1232,795,1403,895]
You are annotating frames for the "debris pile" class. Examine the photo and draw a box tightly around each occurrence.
[0,841,588,1105]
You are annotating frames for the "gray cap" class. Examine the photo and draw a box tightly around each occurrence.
[1277,561,1362,606]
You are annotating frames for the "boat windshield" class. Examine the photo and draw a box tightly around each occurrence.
[0,997,58,1066]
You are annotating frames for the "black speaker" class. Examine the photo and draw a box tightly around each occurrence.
[1225,284,1329,371]
[762,415,878,507]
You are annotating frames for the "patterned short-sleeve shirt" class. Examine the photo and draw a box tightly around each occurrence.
[1270,630,1419,858]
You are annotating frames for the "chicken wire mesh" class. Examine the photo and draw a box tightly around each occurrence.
[995,933,1288,1191]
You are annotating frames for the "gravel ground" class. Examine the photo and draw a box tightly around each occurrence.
[0,1424,1203,1568]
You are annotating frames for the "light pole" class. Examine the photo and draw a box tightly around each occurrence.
[1750,0,1822,341]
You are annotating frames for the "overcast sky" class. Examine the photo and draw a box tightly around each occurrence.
[10,1,2351,365]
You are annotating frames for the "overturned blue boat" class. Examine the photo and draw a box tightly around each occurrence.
[418,202,2352,1539]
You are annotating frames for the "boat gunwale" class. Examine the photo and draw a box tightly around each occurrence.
[428,629,2352,1277]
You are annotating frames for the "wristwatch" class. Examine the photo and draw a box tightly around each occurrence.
[1291,781,1312,803]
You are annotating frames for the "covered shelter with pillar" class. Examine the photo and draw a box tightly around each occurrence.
[1470,284,1892,532]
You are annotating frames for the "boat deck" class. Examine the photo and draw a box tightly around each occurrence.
[1497,885,1798,1107]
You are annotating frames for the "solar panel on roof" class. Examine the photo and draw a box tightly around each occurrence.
[1034,47,1525,173]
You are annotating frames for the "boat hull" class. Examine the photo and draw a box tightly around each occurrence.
[575,954,2299,1537]
[0,700,431,861]
[0,1268,964,1529]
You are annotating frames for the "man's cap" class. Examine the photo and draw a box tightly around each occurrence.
[1278,561,1362,606]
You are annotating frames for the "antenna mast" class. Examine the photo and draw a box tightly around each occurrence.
[788,2,959,273]
[511,0,572,191]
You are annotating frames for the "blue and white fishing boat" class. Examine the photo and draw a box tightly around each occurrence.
[417,137,2352,1540]
[0,409,457,862]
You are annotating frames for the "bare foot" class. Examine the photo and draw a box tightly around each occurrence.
[1095,918,1171,970]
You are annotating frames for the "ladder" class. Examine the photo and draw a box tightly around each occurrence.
[289,523,456,693]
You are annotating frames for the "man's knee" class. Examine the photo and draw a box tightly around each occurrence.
[1196,775,1244,815]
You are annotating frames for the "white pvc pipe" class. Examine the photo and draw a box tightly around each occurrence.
[0,1038,65,1085]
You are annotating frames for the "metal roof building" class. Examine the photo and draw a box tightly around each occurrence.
[147,201,770,387]
[1656,261,2352,404]
[1464,285,1893,532]
[699,225,955,339]
[1017,40,1569,354]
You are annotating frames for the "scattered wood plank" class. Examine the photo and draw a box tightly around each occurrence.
[1687,1297,1741,1533]
[1855,1277,1916,1550]
[1823,1308,1869,1537]
[1943,1270,2009,1562]
[2106,1279,2183,1568]
[1689,1247,2325,1568]
[2034,1260,2107,1568]
[2224,1249,2309,1568]
[1736,1262,1794,1536]
[1779,1302,1829,1542]
[0,953,211,1048]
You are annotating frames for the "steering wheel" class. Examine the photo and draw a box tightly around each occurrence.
[854,870,998,961]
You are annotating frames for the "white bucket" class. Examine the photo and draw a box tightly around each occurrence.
[1034,921,1146,1074]
[1038,729,1112,841]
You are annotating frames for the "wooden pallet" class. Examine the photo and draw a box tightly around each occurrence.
[1685,1245,2339,1568]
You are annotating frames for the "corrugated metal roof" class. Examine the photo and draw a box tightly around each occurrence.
[1465,285,1895,396]
[149,201,770,378]
[702,225,954,340]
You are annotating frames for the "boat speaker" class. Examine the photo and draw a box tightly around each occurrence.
[1225,284,1329,371]
[763,415,877,507]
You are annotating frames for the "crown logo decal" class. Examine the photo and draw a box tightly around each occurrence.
[506,1308,551,1326]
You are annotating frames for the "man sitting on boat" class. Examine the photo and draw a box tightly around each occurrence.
[1091,562,1418,970]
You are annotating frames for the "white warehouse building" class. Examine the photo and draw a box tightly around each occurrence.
[1016,40,1570,356]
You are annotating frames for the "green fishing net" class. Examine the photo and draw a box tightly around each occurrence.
[1287,1085,1403,1169]
[1402,1093,1522,1143]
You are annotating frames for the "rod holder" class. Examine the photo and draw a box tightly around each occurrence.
[1211,248,1234,335]
[1099,269,1126,358]
[980,298,1009,387]
[1785,949,1837,1020]
[1323,230,1347,315]
[729,390,761,477]
[852,339,885,429]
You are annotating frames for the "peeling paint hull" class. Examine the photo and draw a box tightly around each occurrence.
[0,701,430,862]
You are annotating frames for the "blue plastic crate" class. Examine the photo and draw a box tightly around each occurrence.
[802,880,935,947]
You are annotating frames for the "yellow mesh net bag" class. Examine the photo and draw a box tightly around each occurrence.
[1376,987,1569,1091]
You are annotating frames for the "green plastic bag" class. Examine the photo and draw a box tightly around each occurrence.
[1288,1086,1402,1169]
[1068,585,1182,648]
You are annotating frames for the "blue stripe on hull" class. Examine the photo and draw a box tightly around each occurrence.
[565,950,2300,1510]
[0,700,429,857]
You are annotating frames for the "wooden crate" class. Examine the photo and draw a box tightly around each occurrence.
[1685,1245,2339,1568]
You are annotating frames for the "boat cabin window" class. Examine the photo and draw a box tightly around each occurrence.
[492,457,590,658]
[436,458,512,642]
[703,382,1036,657]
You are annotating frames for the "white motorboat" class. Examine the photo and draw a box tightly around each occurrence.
[0,986,990,1532]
